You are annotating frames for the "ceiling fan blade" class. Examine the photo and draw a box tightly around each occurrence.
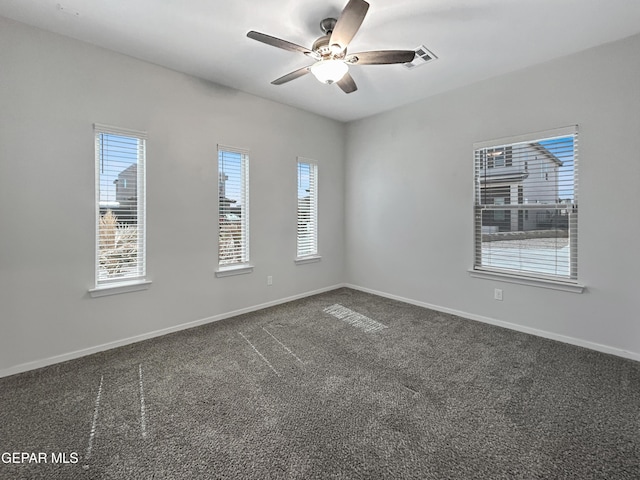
[346,50,416,65]
[337,72,357,94]
[330,0,370,51]
[247,31,314,56]
[271,66,312,85]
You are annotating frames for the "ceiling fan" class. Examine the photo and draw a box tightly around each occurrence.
[246,0,415,94]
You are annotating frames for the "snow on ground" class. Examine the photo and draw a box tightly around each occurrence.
[482,237,570,277]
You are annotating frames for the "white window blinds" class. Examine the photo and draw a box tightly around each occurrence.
[473,126,578,282]
[297,159,318,258]
[218,146,249,266]
[94,124,146,286]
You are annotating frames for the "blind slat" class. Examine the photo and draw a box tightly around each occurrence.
[95,127,146,286]
[297,159,318,258]
[473,128,578,281]
[218,149,249,265]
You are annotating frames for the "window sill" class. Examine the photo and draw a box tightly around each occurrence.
[215,264,254,278]
[469,269,585,293]
[89,280,152,298]
[294,255,322,265]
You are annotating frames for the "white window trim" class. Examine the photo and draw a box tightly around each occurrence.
[92,123,149,295]
[215,265,254,278]
[471,125,582,291]
[89,280,152,298]
[294,255,322,265]
[296,157,320,262]
[468,269,585,293]
[472,125,578,150]
[216,144,251,276]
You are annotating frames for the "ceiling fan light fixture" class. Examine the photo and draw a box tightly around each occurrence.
[310,59,348,84]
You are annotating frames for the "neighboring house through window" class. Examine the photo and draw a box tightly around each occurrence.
[217,145,250,272]
[296,158,319,260]
[484,146,513,169]
[94,124,146,290]
[473,126,580,288]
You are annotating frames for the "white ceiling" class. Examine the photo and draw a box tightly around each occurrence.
[2,0,640,122]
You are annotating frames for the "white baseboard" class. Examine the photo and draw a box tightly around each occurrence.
[344,283,640,363]
[4,282,636,378]
[0,284,345,379]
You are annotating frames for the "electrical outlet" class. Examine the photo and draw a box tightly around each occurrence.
[494,288,503,301]
[267,275,273,286]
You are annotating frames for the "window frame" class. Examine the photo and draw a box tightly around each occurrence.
[470,125,584,293]
[295,157,321,264]
[90,123,149,297]
[216,144,252,277]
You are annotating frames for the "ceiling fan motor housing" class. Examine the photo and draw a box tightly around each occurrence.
[312,35,333,57]
[315,18,345,58]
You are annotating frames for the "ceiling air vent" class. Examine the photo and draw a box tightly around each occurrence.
[403,45,438,69]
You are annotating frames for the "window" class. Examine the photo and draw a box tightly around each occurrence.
[484,146,513,168]
[473,126,579,288]
[218,146,249,269]
[296,158,319,260]
[94,124,146,289]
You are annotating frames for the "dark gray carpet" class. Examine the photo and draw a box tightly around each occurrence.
[1,288,639,479]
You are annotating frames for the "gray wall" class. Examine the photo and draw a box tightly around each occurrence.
[0,17,346,374]
[2,16,640,376]
[345,33,640,359]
